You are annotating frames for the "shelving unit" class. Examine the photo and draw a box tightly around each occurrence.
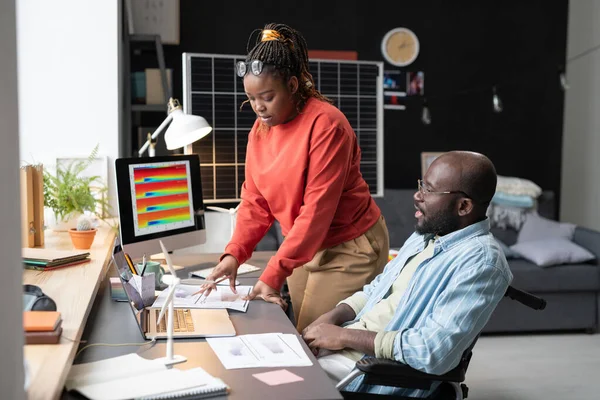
[120,7,171,157]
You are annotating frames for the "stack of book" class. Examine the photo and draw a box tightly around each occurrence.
[23,311,62,344]
[22,248,90,271]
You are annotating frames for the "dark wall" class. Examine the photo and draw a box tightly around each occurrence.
[154,0,568,205]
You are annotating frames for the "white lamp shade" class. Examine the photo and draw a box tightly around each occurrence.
[164,109,212,150]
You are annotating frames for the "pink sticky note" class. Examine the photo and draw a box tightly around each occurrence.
[253,369,304,386]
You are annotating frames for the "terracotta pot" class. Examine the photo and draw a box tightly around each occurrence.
[68,228,97,250]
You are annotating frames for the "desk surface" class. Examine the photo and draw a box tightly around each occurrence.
[69,251,343,400]
[23,223,116,400]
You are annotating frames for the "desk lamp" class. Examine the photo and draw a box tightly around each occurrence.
[138,98,212,157]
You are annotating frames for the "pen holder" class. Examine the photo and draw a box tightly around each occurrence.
[138,274,155,306]
[137,261,164,289]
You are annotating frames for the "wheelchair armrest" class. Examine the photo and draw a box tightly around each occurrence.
[505,286,546,310]
[354,357,466,390]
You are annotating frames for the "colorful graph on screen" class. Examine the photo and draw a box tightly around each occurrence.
[131,163,194,235]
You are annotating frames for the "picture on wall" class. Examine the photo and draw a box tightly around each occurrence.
[407,71,425,96]
[383,70,406,110]
[383,70,403,91]
[384,93,405,108]
[421,152,444,177]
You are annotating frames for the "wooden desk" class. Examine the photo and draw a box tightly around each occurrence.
[23,223,116,400]
[72,251,342,400]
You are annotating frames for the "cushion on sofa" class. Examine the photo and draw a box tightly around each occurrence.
[508,259,600,292]
[573,226,600,260]
[510,238,595,267]
[517,212,576,243]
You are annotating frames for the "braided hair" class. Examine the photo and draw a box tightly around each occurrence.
[243,23,332,113]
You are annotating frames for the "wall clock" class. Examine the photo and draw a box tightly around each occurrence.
[381,28,420,67]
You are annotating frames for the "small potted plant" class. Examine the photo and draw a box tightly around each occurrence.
[43,144,109,231]
[68,215,97,249]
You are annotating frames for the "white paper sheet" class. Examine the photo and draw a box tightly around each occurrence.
[151,285,252,312]
[191,263,261,279]
[206,333,313,369]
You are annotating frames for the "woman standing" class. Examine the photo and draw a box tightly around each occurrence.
[199,23,389,332]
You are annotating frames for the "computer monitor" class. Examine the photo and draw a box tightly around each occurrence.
[115,154,206,260]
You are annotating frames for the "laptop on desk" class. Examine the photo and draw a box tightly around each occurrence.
[111,237,236,339]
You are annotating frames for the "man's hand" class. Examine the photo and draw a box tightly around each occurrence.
[301,312,338,337]
[194,255,239,297]
[302,323,348,353]
[302,303,357,337]
[244,280,287,310]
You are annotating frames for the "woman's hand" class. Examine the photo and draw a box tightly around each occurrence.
[195,255,239,297]
[244,280,288,310]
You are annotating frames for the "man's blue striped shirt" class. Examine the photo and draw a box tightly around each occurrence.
[343,218,513,397]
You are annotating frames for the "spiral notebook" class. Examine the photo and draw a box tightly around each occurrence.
[65,354,228,400]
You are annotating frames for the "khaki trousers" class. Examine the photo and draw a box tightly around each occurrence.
[287,216,389,333]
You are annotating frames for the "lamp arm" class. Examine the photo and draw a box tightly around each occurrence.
[137,113,174,157]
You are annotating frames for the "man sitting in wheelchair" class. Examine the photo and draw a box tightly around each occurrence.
[302,151,512,398]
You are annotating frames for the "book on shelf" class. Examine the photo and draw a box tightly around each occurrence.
[65,353,229,400]
[20,165,35,248]
[20,164,45,248]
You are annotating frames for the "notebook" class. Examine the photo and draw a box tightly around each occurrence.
[23,311,62,332]
[65,353,228,400]
[24,322,62,344]
[22,248,90,269]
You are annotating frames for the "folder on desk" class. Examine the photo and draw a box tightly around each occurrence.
[22,248,90,270]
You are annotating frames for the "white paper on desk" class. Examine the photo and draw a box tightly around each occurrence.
[66,354,228,400]
[207,333,313,369]
[151,285,252,312]
[191,263,261,279]
[66,354,164,391]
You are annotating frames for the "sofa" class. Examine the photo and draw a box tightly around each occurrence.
[374,189,600,333]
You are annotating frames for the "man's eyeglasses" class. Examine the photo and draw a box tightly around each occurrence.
[417,179,471,198]
[236,60,264,77]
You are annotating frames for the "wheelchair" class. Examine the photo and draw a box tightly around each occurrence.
[336,286,546,400]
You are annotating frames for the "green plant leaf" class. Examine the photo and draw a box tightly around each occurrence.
[43,144,112,221]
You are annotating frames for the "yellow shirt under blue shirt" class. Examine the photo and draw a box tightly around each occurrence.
[339,237,437,361]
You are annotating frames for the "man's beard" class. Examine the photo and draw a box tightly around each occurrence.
[415,202,460,236]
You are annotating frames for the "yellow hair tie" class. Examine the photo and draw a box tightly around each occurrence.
[261,29,283,42]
